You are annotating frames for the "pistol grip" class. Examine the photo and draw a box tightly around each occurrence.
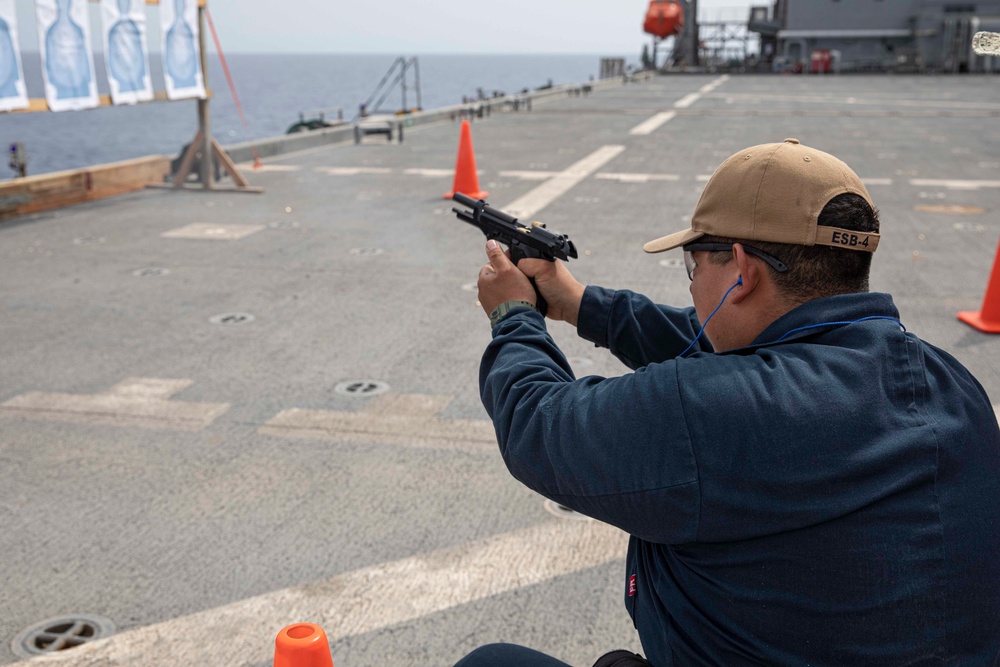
[530,278,548,318]
[511,246,547,318]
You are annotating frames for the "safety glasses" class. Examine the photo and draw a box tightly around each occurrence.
[682,242,789,281]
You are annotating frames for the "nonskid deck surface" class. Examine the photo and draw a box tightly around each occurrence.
[1,73,998,666]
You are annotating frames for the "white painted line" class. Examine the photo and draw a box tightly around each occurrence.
[673,93,701,109]
[403,168,455,178]
[698,75,730,94]
[673,75,729,109]
[498,170,561,181]
[915,204,985,215]
[316,167,394,176]
[696,174,713,182]
[161,223,266,240]
[910,179,1000,190]
[0,378,229,431]
[14,519,627,666]
[628,111,677,136]
[502,145,626,220]
[260,393,496,451]
[706,91,1000,112]
[237,164,302,173]
[595,172,680,184]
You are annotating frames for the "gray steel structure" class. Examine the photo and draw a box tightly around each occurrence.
[750,0,1000,72]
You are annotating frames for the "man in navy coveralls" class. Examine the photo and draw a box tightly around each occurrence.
[454,139,1000,666]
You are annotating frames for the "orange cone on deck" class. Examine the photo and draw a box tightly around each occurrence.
[273,623,334,667]
[958,237,1000,333]
[444,120,488,200]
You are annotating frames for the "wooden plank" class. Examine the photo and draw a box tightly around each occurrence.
[3,90,211,115]
[0,155,171,221]
[19,98,49,113]
[172,130,204,188]
[211,139,250,188]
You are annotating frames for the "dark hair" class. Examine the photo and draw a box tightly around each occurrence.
[701,193,879,303]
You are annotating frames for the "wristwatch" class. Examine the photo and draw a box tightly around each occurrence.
[489,300,538,328]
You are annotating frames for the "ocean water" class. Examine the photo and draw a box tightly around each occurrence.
[1,53,627,178]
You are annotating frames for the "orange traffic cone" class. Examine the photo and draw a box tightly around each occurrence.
[958,237,1000,333]
[273,623,334,667]
[444,120,488,200]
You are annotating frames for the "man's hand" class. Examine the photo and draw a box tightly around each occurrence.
[518,256,586,327]
[478,240,537,316]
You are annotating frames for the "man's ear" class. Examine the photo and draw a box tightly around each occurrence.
[729,244,758,305]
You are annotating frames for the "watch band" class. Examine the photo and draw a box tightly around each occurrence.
[489,300,538,328]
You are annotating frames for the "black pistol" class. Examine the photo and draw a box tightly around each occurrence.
[452,192,578,317]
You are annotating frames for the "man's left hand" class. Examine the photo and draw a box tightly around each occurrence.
[477,240,537,316]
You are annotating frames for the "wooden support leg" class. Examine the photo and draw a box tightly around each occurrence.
[211,139,250,188]
[172,130,205,188]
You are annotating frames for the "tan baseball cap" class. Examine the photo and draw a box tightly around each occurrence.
[644,139,880,254]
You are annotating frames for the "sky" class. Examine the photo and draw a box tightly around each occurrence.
[11,0,755,54]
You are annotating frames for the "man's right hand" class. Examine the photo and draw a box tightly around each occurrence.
[516,258,586,327]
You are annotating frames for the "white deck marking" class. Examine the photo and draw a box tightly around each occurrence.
[260,393,496,451]
[161,223,265,240]
[673,93,701,109]
[915,204,986,215]
[0,378,229,431]
[595,172,680,183]
[237,164,302,172]
[628,111,677,136]
[704,91,1000,112]
[316,167,393,176]
[910,179,1000,190]
[403,168,455,177]
[12,519,627,666]
[628,78,729,144]
[674,75,729,109]
[699,75,730,94]
[501,145,626,220]
[498,170,561,181]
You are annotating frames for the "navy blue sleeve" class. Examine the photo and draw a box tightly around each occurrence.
[480,308,700,544]
[577,286,712,369]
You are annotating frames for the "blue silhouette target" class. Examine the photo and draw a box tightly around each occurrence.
[161,0,204,99]
[0,17,19,97]
[36,0,98,110]
[102,0,152,103]
[0,0,28,111]
[46,0,91,98]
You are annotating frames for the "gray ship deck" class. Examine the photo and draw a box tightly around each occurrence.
[1,73,998,666]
